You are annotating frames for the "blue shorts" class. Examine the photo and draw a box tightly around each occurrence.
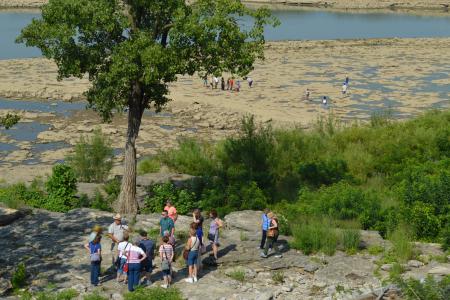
[187,250,198,266]
[162,269,171,276]
[117,257,127,274]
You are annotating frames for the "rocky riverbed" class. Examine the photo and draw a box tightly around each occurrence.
[0,207,449,299]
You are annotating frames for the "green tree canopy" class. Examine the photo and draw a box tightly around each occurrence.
[17,0,277,213]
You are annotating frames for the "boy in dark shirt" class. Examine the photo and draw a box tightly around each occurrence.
[138,230,154,285]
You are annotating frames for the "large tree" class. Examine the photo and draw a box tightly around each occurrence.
[18,0,277,214]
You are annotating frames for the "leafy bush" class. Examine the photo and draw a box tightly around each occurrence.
[0,112,20,129]
[143,183,197,215]
[11,262,26,289]
[66,129,114,183]
[138,157,161,174]
[43,164,78,212]
[298,157,350,187]
[90,191,113,212]
[124,286,183,300]
[392,275,450,300]
[0,180,45,209]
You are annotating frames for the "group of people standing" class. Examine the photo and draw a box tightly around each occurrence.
[203,75,253,92]
[85,201,226,291]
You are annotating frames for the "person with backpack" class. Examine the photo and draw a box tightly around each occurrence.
[116,233,131,283]
[124,237,147,292]
[261,212,282,258]
[138,230,154,285]
[84,232,102,287]
[185,228,201,283]
[159,235,174,289]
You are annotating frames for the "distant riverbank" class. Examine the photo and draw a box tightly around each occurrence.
[1,0,449,12]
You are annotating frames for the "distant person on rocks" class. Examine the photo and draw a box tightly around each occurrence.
[261,212,282,258]
[213,76,219,89]
[208,209,224,262]
[247,76,253,88]
[259,208,271,250]
[107,214,128,268]
[203,75,208,87]
[85,232,102,287]
[125,237,147,292]
[193,209,205,271]
[345,76,350,86]
[226,77,230,90]
[160,210,175,237]
[322,96,328,107]
[116,232,131,283]
[230,77,235,91]
[221,77,225,90]
[342,82,348,95]
[164,200,178,223]
[185,228,201,283]
[138,230,154,285]
[236,80,241,92]
[159,235,174,289]
[305,88,310,101]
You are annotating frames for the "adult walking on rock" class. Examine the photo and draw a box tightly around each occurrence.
[125,237,147,292]
[208,209,224,262]
[159,235,174,289]
[185,228,201,283]
[259,208,271,250]
[85,232,102,287]
[261,212,282,258]
[138,230,155,285]
[107,214,129,268]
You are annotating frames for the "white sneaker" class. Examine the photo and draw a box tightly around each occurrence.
[193,276,198,283]
[161,284,168,289]
[185,278,194,283]
[274,254,283,258]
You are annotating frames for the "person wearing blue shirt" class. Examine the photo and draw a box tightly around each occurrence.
[85,232,102,286]
[138,230,155,285]
[259,208,271,250]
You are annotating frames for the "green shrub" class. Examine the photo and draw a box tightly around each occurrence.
[143,183,197,215]
[44,164,78,212]
[90,191,113,212]
[138,157,161,174]
[290,219,338,255]
[124,286,183,300]
[298,157,350,187]
[34,289,79,300]
[66,129,114,183]
[441,225,450,251]
[0,180,45,209]
[11,262,26,289]
[342,229,361,254]
[368,245,384,255]
[0,112,20,129]
[409,202,441,240]
[103,178,121,203]
[393,275,450,300]
[226,269,245,282]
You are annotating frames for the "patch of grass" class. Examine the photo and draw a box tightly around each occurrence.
[342,229,361,254]
[83,292,108,300]
[11,262,27,290]
[290,218,338,256]
[389,263,405,278]
[175,230,189,241]
[227,269,245,282]
[138,157,161,174]
[148,228,161,241]
[124,286,183,300]
[240,231,248,241]
[35,289,78,300]
[389,225,415,263]
[272,271,284,284]
[368,245,385,255]
[393,275,450,300]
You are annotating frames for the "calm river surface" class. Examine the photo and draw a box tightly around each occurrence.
[2,9,450,59]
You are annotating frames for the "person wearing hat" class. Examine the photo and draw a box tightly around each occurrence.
[107,213,129,269]
[84,232,102,286]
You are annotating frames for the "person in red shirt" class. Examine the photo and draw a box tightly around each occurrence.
[164,200,178,223]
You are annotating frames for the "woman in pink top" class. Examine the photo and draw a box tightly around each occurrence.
[125,237,147,291]
[164,200,178,222]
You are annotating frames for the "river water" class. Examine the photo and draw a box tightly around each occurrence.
[2,9,450,59]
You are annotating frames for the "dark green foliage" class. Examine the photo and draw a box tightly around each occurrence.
[124,286,183,300]
[290,219,338,255]
[44,164,78,212]
[0,180,45,209]
[138,157,161,175]
[11,262,26,289]
[298,157,350,187]
[441,226,450,251]
[392,275,450,300]
[0,113,20,129]
[66,129,114,183]
[90,191,113,212]
[143,183,197,215]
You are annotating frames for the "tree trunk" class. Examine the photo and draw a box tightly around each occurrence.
[116,86,145,215]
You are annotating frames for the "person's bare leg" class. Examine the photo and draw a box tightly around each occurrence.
[213,244,218,260]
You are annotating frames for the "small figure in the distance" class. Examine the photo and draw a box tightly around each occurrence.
[305,88,310,101]
[342,82,348,95]
[322,96,328,107]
